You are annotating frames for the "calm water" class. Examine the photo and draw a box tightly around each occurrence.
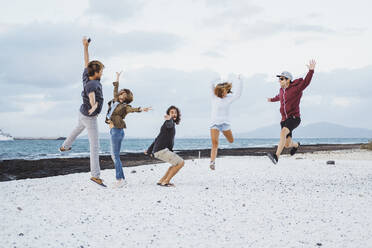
[0,138,369,160]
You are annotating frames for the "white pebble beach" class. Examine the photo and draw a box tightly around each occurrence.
[1,149,372,248]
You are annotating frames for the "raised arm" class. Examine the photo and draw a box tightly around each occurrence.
[164,115,175,128]
[113,82,119,102]
[298,59,316,91]
[113,71,122,102]
[228,74,243,102]
[210,78,220,97]
[83,37,90,68]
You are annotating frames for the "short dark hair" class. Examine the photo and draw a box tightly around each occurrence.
[166,105,181,125]
[87,60,104,77]
[119,89,133,104]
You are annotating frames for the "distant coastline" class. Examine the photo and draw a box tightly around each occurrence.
[0,137,369,161]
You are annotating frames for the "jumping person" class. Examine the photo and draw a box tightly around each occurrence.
[145,106,184,187]
[106,71,151,188]
[209,75,243,170]
[267,60,316,164]
[59,37,106,187]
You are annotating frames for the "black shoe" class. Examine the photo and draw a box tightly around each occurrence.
[267,153,278,165]
[290,142,300,156]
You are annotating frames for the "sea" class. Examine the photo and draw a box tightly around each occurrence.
[0,138,370,161]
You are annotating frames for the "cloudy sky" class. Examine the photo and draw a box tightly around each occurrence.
[0,0,371,138]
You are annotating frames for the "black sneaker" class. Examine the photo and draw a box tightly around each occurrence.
[267,153,278,165]
[290,142,300,156]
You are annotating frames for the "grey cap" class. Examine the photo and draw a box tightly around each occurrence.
[276,71,293,81]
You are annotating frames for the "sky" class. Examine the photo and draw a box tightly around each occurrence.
[0,0,371,138]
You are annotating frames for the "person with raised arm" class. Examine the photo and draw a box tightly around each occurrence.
[209,74,243,170]
[106,71,152,188]
[59,37,106,187]
[267,60,316,164]
[145,106,184,187]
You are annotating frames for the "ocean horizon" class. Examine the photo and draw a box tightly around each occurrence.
[0,138,370,161]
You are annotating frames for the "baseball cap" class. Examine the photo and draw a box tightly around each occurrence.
[276,71,293,81]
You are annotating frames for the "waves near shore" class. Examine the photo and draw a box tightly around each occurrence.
[0,138,370,161]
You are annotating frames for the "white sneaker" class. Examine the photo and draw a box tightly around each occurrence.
[114,179,127,188]
[210,161,215,170]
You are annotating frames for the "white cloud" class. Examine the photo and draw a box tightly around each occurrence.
[302,95,323,106]
[201,51,225,58]
[0,22,183,89]
[203,1,263,27]
[331,97,360,107]
[1,0,372,136]
[86,0,145,21]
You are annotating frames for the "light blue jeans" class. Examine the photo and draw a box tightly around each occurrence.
[110,128,125,180]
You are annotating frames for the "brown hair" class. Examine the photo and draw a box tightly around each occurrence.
[166,105,181,125]
[87,60,104,77]
[119,89,133,104]
[214,82,232,98]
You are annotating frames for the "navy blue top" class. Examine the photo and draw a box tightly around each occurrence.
[80,68,104,116]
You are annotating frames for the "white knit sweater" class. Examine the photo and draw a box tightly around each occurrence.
[210,76,243,126]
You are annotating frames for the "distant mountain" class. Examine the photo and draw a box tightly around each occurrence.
[238,122,372,139]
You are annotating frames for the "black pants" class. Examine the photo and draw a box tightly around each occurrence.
[280,116,301,138]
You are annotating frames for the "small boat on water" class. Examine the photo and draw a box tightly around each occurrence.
[0,129,14,141]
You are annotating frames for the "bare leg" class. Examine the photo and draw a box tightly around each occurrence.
[284,136,299,149]
[210,129,220,162]
[222,129,234,143]
[158,167,173,184]
[276,127,290,159]
[162,161,185,185]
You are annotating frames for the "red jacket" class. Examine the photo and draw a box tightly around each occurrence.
[270,70,314,121]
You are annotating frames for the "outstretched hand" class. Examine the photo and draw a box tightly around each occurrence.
[307,59,316,70]
[164,114,171,120]
[267,98,271,102]
[142,107,152,112]
[82,37,90,47]
[108,120,114,129]
[116,70,123,82]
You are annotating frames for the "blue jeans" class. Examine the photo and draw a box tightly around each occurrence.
[110,128,125,180]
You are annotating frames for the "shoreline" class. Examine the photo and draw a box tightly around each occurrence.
[0,143,366,182]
